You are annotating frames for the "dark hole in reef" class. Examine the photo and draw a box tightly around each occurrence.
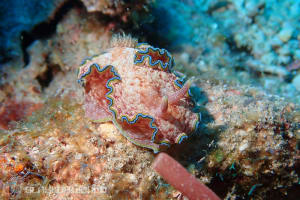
[284,73,294,83]
[265,183,300,200]
[207,1,230,15]
[21,0,84,67]
[0,67,8,84]
[21,31,34,66]
[129,4,181,51]
[207,173,235,199]
[36,64,61,90]
[226,36,252,55]
[0,49,12,64]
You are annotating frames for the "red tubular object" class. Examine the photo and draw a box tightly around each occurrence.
[152,152,221,200]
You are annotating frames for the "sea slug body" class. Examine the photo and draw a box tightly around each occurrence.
[78,41,200,153]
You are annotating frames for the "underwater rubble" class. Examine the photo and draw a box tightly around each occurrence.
[145,0,300,103]
[0,0,299,199]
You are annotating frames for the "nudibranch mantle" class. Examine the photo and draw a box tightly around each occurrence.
[78,43,200,153]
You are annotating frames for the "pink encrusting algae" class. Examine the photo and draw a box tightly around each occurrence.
[77,40,200,153]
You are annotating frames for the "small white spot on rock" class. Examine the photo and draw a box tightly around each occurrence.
[239,141,249,152]
[278,27,293,42]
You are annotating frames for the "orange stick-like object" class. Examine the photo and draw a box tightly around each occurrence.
[152,153,221,200]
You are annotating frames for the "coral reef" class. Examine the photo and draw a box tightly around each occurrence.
[0,96,158,199]
[143,0,300,103]
[182,81,300,199]
[0,0,299,199]
[80,0,150,18]
[0,78,298,199]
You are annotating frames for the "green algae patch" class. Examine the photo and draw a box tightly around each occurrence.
[213,149,224,163]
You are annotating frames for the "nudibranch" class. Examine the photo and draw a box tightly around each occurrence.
[78,41,200,153]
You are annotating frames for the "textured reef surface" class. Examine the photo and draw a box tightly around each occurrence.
[0,0,299,199]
